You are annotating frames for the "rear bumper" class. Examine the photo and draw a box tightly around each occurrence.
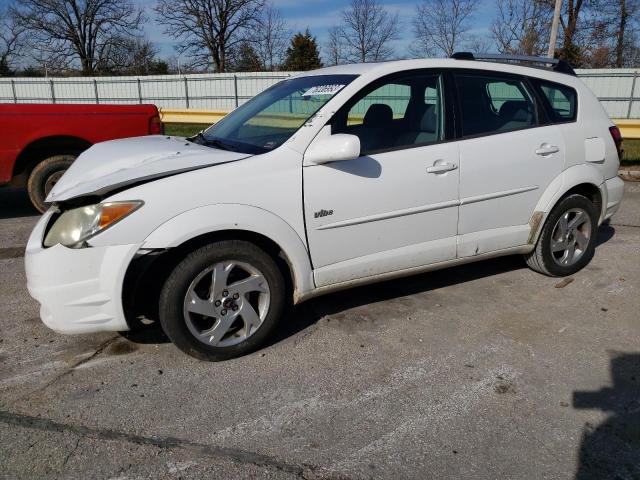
[25,210,141,334]
[603,175,625,221]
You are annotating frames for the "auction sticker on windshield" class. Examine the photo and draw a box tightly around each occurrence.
[303,84,345,96]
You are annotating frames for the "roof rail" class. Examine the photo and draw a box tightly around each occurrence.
[450,52,576,76]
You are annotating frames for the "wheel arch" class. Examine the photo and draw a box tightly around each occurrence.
[12,135,92,184]
[122,204,314,327]
[528,164,606,246]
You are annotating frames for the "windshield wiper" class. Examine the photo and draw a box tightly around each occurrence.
[205,138,234,151]
[188,131,206,144]
[188,132,234,151]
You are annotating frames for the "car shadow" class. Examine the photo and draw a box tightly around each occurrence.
[122,223,618,353]
[595,222,615,248]
[0,188,39,219]
[269,222,618,348]
[123,254,526,349]
[327,156,382,178]
[573,352,640,479]
[267,254,526,348]
[118,323,170,344]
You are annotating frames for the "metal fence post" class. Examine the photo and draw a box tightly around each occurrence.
[234,74,239,108]
[10,79,17,103]
[628,71,638,119]
[137,78,142,104]
[184,77,189,108]
[93,79,99,104]
[49,79,56,104]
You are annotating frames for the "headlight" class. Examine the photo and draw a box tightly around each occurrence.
[44,201,143,248]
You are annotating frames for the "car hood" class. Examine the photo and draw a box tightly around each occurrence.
[46,135,252,202]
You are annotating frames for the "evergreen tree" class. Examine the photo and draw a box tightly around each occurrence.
[233,41,264,71]
[282,29,322,71]
[0,58,13,76]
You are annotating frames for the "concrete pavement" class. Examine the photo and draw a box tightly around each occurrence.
[1,182,639,479]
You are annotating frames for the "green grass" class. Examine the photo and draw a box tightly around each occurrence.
[163,122,640,168]
[164,123,208,137]
[622,139,640,166]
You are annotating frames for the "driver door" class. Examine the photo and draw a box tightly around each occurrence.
[303,71,460,287]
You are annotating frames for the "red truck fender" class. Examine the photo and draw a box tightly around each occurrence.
[0,103,161,212]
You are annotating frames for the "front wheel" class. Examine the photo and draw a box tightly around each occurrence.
[27,155,76,213]
[159,240,286,361]
[525,194,598,277]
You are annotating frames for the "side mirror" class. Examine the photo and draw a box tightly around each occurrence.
[305,134,361,165]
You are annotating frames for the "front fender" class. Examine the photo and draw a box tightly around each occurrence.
[529,164,606,245]
[142,203,315,300]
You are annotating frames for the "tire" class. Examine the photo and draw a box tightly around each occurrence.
[159,240,286,361]
[27,155,76,213]
[525,194,598,277]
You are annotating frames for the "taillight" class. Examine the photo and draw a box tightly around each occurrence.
[149,115,163,135]
[609,125,623,160]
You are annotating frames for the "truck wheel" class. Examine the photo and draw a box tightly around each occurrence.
[159,240,286,361]
[525,194,598,277]
[27,155,76,213]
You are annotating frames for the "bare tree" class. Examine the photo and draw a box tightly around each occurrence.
[578,0,640,67]
[466,34,492,55]
[412,0,479,57]
[11,0,145,75]
[338,0,400,62]
[536,0,624,66]
[611,0,640,67]
[101,37,168,75]
[0,9,24,74]
[251,3,289,70]
[556,0,587,63]
[155,0,265,73]
[325,26,346,65]
[491,0,551,56]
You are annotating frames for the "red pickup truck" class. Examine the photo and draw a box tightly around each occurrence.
[0,103,162,212]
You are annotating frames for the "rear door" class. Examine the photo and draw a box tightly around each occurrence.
[453,70,565,257]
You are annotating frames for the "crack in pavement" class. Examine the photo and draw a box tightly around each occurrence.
[62,436,81,467]
[0,410,338,479]
[611,222,640,228]
[10,336,120,406]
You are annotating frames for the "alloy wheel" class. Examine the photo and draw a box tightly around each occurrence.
[182,261,270,347]
[550,208,592,267]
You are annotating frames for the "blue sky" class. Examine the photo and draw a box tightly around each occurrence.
[142,0,499,60]
[2,0,500,61]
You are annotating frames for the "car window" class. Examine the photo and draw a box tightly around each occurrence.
[347,83,410,126]
[333,73,444,154]
[538,81,577,121]
[202,74,357,154]
[455,73,537,137]
[486,82,528,111]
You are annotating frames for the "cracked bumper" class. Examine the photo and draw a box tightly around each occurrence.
[25,211,141,334]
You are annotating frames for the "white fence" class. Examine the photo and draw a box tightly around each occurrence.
[1,68,639,118]
[575,68,640,118]
[0,72,297,110]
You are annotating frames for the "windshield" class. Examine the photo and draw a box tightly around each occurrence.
[198,74,358,154]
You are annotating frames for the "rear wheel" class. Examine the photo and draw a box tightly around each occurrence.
[27,155,76,213]
[159,240,286,361]
[525,194,598,276]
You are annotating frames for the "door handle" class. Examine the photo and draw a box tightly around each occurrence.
[427,162,458,174]
[535,143,560,156]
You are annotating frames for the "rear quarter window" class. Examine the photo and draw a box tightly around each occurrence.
[536,80,577,122]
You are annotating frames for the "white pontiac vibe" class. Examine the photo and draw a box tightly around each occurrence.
[26,54,625,360]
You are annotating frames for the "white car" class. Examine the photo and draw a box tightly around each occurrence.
[25,54,625,360]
